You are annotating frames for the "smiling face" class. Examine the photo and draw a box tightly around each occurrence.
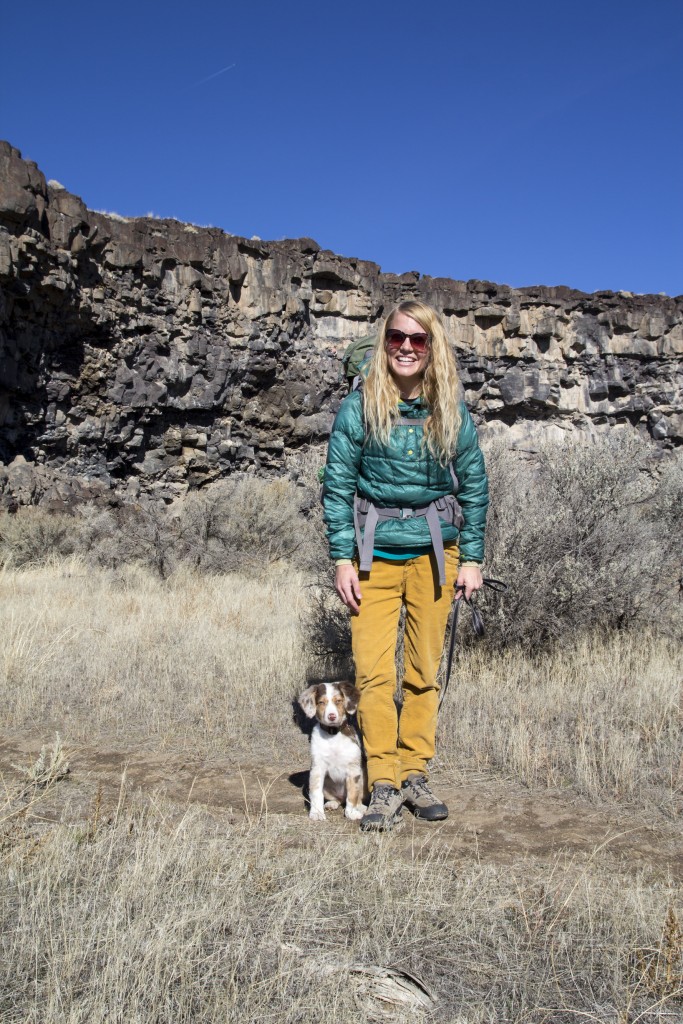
[385,310,430,398]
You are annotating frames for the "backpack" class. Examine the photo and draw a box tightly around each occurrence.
[341,335,376,392]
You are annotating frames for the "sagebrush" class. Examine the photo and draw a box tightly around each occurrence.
[0,473,325,577]
[482,433,683,649]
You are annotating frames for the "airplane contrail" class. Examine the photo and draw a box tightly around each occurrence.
[187,63,236,89]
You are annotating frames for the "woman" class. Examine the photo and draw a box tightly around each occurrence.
[322,300,489,832]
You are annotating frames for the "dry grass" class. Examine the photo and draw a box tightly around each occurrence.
[0,559,306,758]
[0,796,681,1023]
[0,561,681,1022]
[1,561,681,810]
[436,634,683,812]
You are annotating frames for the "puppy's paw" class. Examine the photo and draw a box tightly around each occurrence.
[345,804,364,821]
[324,799,340,810]
[309,808,326,821]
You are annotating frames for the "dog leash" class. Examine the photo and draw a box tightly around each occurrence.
[439,577,507,709]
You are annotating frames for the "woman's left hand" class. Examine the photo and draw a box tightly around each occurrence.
[455,564,483,601]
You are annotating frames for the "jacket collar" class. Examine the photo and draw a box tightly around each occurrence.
[397,395,428,415]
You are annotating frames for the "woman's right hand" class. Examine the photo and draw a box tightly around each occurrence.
[335,563,362,615]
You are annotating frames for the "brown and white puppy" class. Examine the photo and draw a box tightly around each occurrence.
[297,681,366,821]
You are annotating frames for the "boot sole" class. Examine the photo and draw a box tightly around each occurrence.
[404,803,448,821]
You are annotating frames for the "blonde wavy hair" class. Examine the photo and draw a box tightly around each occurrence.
[364,300,462,464]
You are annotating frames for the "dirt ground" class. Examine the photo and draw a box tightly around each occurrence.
[2,731,680,878]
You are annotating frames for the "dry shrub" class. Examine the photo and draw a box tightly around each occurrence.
[0,501,183,577]
[174,474,325,573]
[0,473,326,578]
[77,501,180,577]
[304,572,354,679]
[0,508,77,567]
[478,433,683,651]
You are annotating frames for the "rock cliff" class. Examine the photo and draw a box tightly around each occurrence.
[1,140,681,508]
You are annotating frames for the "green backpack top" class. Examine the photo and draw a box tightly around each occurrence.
[317,334,377,486]
[341,334,376,391]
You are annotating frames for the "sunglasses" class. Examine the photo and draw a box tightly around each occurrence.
[385,329,430,354]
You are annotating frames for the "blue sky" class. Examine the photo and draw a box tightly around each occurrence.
[2,0,681,296]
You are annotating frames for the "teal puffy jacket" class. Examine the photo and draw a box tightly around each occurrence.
[322,390,489,563]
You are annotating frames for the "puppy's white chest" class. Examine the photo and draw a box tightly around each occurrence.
[311,728,360,782]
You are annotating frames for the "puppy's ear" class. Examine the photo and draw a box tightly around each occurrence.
[297,685,318,719]
[339,681,361,714]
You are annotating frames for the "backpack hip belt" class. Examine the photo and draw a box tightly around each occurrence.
[353,494,463,586]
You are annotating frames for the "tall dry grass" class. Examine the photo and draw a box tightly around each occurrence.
[0,561,681,1022]
[1,794,681,1023]
[436,634,682,812]
[0,559,307,757]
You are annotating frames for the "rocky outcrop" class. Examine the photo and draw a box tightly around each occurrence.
[1,140,681,508]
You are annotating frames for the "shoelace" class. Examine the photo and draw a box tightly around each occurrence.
[371,786,399,811]
[439,577,507,709]
[409,777,431,798]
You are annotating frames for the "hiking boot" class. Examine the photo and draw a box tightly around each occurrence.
[401,774,448,820]
[359,784,404,833]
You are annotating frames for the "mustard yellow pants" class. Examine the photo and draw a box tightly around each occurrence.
[351,546,459,790]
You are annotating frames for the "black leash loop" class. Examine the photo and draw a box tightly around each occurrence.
[439,578,507,709]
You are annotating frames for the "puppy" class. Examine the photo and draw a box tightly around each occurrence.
[297,681,366,821]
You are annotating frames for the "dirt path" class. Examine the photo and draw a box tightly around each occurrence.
[2,733,680,876]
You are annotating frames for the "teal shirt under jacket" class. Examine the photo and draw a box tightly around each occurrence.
[322,392,489,563]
